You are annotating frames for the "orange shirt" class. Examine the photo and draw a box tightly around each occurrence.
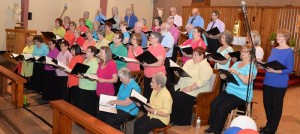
[64,30,75,46]
[142,26,149,32]
[82,40,97,52]
[67,55,85,87]
[127,46,143,71]
[144,43,166,78]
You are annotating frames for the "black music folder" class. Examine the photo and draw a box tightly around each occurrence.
[228,51,241,61]
[219,69,240,86]
[179,46,193,55]
[11,53,35,61]
[258,60,287,70]
[169,59,191,77]
[143,31,152,36]
[206,27,220,36]
[34,56,46,62]
[129,89,151,108]
[71,63,90,75]
[135,51,158,64]
[112,54,137,63]
[106,18,116,24]
[207,53,227,61]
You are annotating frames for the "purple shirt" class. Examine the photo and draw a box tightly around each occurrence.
[45,48,59,71]
[206,19,225,33]
[55,51,73,76]
[169,25,180,44]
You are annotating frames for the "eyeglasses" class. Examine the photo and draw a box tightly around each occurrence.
[132,38,136,40]
[240,50,250,53]
[114,37,120,39]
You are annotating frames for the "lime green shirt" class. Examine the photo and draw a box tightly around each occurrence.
[21,45,35,77]
[105,32,115,42]
[53,26,66,37]
[79,58,99,90]
[85,19,93,30]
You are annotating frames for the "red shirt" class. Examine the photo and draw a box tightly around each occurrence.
[64,30,75,46]
[181,39,206,64]
[74,36,85,47]
[144,43,166,78]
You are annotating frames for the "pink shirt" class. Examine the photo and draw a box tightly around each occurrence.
[96,60,118,96]
[127,46,143,71]
[144,44,166,78]
[55,51,73,76]
[82,40,96,52]
[169,25,180,44]
[181,39,206,64]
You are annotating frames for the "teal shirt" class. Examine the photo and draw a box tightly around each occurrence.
[225,62,257,102]
[116,79,141,116]
[79,58,99,90]
[110,43,128,70]
[32,43,49,56]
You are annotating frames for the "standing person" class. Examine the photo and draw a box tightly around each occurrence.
[167,17,180,62]
[82,30,97,52]
[151,17,163,32]
[186,8,204,28]
[124,8,138,30]
[169,7,182,30]
[64,21,76,46]
[127,33,143,71]
[56,41,73,101]
[31,35,49,93]
[259,29,294,134]
[73,28,85,47]
[68,45,84,107]
[78,46,99,117]
[83,11,93,30]
[205,44,257,134]
[110,31,128,71]
[42,40,59,101]
[134,72,173,134]
[142,32,166,100]
[104,22,115,42]
[120,21,130,44]
[53,18,66,37]
[63,16,71,30]
[250,30,264,62]
[95,8,106,25]
[112,7,121,30]
[20,36,34,79]
[134,22,148,48]
[205,10,225,53]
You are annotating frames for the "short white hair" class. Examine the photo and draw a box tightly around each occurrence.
[152,72,167,88]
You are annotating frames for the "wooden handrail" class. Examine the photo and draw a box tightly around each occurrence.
[50,100,123,134]
[0,65,26,108]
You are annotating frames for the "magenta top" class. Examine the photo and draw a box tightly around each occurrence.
[96,60,118,96]
[45,48,59,71]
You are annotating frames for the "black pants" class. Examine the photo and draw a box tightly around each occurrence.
[206,38,220,53]
[30,63,45,92]
[42,70,57,101]
[78,89,98,117]
[208,91,245,134]
[164,58,175,84]
[219,79,227,93]
[114,79,122,96]
[143,76,152,101]
[97,109,133,130]
[263,84,287,133]
[134,114,166,134]
[70,86,80,107]
[171,91,195,125]
[57,76,69,102]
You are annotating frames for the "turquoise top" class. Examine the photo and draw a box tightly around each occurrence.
[225,62,257,102]
[116,79,141,116]
[32,43,49,56]
[110,43,128,70]
[215,46,233,70]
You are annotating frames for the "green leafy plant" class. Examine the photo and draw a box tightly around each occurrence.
[289,39,296,47]
[270,32,276,41]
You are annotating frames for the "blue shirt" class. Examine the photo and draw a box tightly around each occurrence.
[161,32,174,58]
[95,14,106,25]
[117,79,141,116]
[123,32,130,44]
[32,43,49,56]
[225,62,257,102]
[124,15,138,28]
[187,15,204,28]
[263,48,294,88]
[93,31,98,40]
[140,32,148,48]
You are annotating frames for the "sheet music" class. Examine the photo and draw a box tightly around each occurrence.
[99,94,117,114]
[56,60,71,71]
[45,56,57,66]
[23,54,33,60]
[122,56,138,62]
[169,59,180,68]
[12,53,19,57]
[55,35,62,40]
[130,89,147,104]
[179,45,191,49]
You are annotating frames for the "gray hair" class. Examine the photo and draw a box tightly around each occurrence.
[251,30,261,46]
[118,67,132,79]
[152,72,167,88]
[150,32,162,43]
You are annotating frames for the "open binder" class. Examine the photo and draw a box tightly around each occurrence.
[129,89,151,108]
[112,54,138,63]
[169,59,191,77]
[179,45,193,55]
[219,69,240,86]
[228,51,241,61]
[134,51,158,64]
[207,53,227,61]
[258,60,287,70]
[99,94,117,114]
[10,53,35,62]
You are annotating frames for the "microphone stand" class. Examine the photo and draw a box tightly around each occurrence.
[241,4,257,115]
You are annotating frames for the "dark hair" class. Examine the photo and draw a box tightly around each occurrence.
[60,40,70,47]
[193,46,206,58]
[154,17,163,26]
[105,22,113,29]
[193,26,204,40]
[131,33,142,46]
[55,18,63,27]
[33,35,44,43]
[115,31,124,42]
[212,10,220,17]
[71,44,82,56]
[87,46,98,57]
[69,21,77,27]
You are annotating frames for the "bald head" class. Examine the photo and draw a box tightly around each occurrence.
[192,8,199,17]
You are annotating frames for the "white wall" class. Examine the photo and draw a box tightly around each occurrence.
[0,0,21,51]
[107,0,154,29]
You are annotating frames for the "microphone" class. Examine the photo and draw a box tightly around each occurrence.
[241,1,247,14]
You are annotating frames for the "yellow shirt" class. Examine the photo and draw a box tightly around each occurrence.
[53,26,66,37]
[22,45,34,54]
[95,38,110,49]
[174,58,213,97]
[105,32,115,42]
[148,87,173,125]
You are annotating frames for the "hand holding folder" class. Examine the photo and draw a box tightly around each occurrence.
[129,89,151,108]
[112,54,138,63]
[257,60,287,70]
[169,59,191,77]
[99,94,117,114]
[228,51,241,61]
[11,53,35,62]
[135,51,158,64]
[206,27,221,36]
[207,53,227,61]
[219,69,240,86]
[179,45,193,55]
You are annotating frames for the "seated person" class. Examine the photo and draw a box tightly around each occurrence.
[134,72,173,134]
[171,46,212,125]
[205,44,257,134]
[97,67,141,130]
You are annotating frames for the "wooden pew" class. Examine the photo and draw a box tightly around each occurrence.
[0,65,26,108]
[50,100,123,134]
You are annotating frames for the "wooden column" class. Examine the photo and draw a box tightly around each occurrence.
[21,0,29,28]
[100,0,108,16]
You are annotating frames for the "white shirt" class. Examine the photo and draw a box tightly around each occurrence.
[255,46,264,61]
[161,32,175,58]
[170,14,182,27]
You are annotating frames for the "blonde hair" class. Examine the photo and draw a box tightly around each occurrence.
[277,29,291,43]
